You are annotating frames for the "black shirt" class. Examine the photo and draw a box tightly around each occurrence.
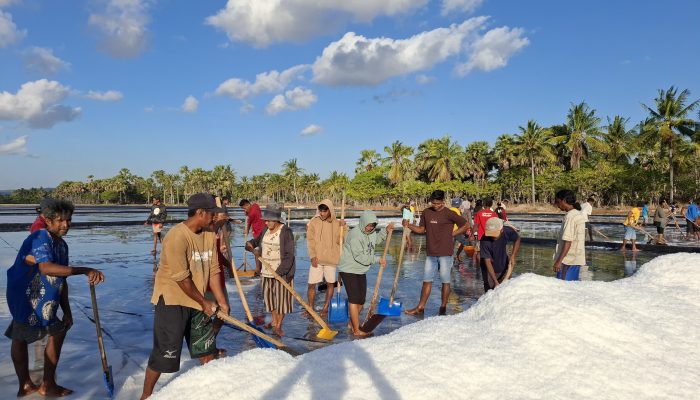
[479,226,519,274]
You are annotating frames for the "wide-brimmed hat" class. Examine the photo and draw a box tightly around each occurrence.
[262,203,284,222]
[484,217,504,237]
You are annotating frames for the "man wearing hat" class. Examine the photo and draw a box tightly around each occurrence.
[140,193,230,400]
[479,217,521,292]
[144,196,168,257]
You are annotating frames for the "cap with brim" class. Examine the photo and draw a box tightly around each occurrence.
[484,217,504,237]
[187,193,224,213]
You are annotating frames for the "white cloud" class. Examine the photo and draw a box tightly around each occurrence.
[416,74,434,84]
[312,18,488,86]
[206,0,428,48]
[88,0,152,58]
[441,0,484,16]
[0,10,25,48]
[300,124,323,137]
[239,103,254,114]
[455,26,529,76]
[0,0,19,7]
[0,79,81,129]
[86,90,123,101]
[182,95,198,113]
[265,87,317,115]
[22,47,70,74]
[0,135,27,155]
[215,65,309,100]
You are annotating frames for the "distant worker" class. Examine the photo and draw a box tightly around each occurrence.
[144,196,167,257]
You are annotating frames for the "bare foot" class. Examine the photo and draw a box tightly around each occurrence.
[353,330,372,338]
[632,248,640,252]
[319,308,329,317]
[263,322,273,329]
[404,307,424,316]
[17,382,39,397]
[273,326,284,337]
[38,384,74,397]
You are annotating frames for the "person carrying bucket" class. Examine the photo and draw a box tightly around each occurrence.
[552,189,586,281]
[337,211,393,337]
[306,199,344,316]
[403,190,469,316]
[479,217,521,292]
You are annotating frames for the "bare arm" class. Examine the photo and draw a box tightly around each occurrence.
[552,241,572,273]
[483,258,500,288]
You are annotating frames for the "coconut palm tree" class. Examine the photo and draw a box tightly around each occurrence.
[551,102,606,170]
[282,158,303,204]
[640,86,699,202]
[382,140,414,186]
[415,135,465,182]
[355,149,382,173]
[492,134,520,171]
[603,116,635,165]
[463,141,491,186]
[513,120,556,204]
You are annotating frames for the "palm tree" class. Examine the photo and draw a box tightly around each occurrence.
[355,149,381,173]
[415,135,465,182]
[382,141,414,186]
[322,171,350,203]
[513,120,556,204]
[603,116,635,165]
[282,158,304,204]
[463,141,491,185]
[640,86,699,202]
[551,102,606,170]
[492,134,520,171]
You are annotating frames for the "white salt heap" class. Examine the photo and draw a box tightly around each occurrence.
[148,253,700,399]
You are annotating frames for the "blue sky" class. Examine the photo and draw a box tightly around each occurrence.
[1,0,699,189]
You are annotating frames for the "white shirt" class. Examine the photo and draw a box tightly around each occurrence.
[554,209,587,266]
[580,202,592,223]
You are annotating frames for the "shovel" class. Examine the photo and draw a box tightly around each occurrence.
[328,192,348,323]
[215,311,299,356]
[359,229,393,331]
[231,258,275,349]
[260,257,338,340]
[376,229,407,317]
[237,218,256,277]
[89,284,114,398]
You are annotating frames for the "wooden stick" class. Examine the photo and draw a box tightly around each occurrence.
[216,311,294,354]
[363,231,393,324]
[389,229,408,304]
[231,257,254,322]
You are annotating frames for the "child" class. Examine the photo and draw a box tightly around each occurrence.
[337,211,393,337]
[622,202,642,252]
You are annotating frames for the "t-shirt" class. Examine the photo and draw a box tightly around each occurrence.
[151,223,220,310]
[480,226,519,274]
[686,204,699,221]
[30,216,47,233]
[146,204,167,224]
[402,208,414,224]
[496,207,508,221]
[247,203,265,238]
[642,205,649,219]
[474,208,497,240]
[449,207,462,231]
[623,208,641,227]
[419,207,467,256]
[653,207,670,226]
[580,202,592,223]
[6,229,67,327]
[555,209,587,266]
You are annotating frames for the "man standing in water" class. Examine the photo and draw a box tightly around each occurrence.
[145,196,167,257]
[306,199,343,316]
[140,193,230,400]
[552,189,586,280]
[6,198,105,397]
[403,190,468,316]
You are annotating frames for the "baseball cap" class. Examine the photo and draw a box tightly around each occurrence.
[187,193,224,213]
[451,198,461,207]
[484,217,504,237]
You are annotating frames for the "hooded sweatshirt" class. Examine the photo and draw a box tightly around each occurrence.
[306,199,342,265]
[337,211,388,275]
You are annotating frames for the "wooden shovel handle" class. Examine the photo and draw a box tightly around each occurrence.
[389,229,408,303]
[242,218,249,269]
[90,284,110,372]
[231,259,254,322]
[216,311,287,350]
[364,231,393,323]
[259,258,331,332]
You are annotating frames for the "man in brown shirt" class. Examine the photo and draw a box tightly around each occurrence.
[403,190,468,316]
[140,193,230,400]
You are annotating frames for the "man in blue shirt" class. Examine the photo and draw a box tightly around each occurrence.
[479,217,521,292]
[6,199,105,397]
[685,200,700,241]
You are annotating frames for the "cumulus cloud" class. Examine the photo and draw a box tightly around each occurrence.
[206,0,428,47]
[215,65,309,100]
[0,79,81,129]
[265,87,317,115]
[0,10,26,48]
[300,124,322,137]
[88,0,152,58]
[22,47,70,74]
[312,18,487,86]
[441,0,484,16]
[86,90,123,101]
[455,26,529,76]
[0,135,27,155]
[182,95,198,113]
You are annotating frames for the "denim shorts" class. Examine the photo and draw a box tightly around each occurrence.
[624,226,637,240]
[423,256,452,284]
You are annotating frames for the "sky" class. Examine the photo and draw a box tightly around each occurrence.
[0,0,699,189]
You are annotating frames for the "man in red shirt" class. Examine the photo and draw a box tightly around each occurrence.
[239,199,265,275]
[473,198,496,240]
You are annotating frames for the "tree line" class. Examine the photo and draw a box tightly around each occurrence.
[2,86,699,207]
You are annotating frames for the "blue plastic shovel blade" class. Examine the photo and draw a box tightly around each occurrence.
[104,365,114,398]
[328,292,348,323]
[249,322,276,348]
[377,297,402,316]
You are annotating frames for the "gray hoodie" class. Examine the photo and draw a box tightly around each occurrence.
[337,211,388,275]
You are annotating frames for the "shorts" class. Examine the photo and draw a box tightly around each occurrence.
[152,223,163,233]
[147,296,217,373]
[4,320,67,344]
[585,222,592,230]
[339,272,367,305]
[687,221,697,234]
[453,234,469,246]
[556,264,581,281]
[654,222,665,234]
[423,256,452,284]
[307,263,337,284]
[624,226,637,241]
